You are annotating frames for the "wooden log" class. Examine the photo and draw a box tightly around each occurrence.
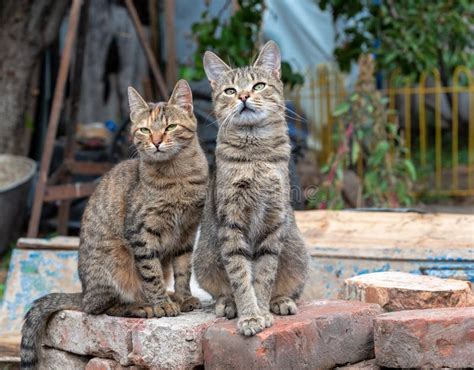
[341,271,474,311]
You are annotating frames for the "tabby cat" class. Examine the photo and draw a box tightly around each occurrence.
[21,80,208,369]
[193,41,309,336]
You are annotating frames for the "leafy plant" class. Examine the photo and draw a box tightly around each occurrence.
[180,0,304,88]
[310,55,416,209]
[316,0,474,85]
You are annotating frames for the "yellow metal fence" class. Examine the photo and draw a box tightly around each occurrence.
[289,65,474,197]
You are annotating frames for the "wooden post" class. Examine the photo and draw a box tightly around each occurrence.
[149,0,159,56]
[124,0,169,100]
[27,0,83,237]
[164,0,176,90]
[58,0,90,235]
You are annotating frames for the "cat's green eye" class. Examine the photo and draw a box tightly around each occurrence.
[139,127,151,134]
[165,124,178,132]
[253,82,266,91]
[224,88,236,95]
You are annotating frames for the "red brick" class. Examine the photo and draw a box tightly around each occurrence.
[203,300,382,370]
[374,307,474,368]
[86,357,138,370]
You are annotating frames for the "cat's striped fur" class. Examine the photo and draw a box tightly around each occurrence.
[193,41,309,336]
[20,80,208,368]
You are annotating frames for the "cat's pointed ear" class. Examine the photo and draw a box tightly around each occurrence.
[254,40,281,79]
[168,79,193,114]
[128,86,149,122]
[203,51,231,86]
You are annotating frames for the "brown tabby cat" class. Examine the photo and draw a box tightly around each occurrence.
[193,41,309,336]
[21,80,208,369]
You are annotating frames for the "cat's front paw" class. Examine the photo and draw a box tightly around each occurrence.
[270,296,297,316]
[180,296,202,312]
[169,292,202,312]
[215,296,237,319]
[152,298,180,317]
[261,311,274,328]
[237,314,266,336]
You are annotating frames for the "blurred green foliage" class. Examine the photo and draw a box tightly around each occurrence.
[180,0,304,88]
[310,56,416,209]
[316,0,474,83]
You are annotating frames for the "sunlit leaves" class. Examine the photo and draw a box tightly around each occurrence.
[315,0,474,80]
[181,0,304,88]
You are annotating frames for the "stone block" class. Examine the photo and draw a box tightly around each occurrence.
[44,308,216,369]
[41,347,89,370]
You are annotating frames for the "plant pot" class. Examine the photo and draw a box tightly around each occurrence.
[0,155,36,255]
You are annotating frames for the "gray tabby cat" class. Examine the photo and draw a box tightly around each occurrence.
[21,80,208,369]
[193,41,309,336]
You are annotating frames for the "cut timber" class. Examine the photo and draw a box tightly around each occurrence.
[0,334,20,357]
[17,236,79,250]
[295,210,474,259]
[341,271,473,311]
[19,211,474,254]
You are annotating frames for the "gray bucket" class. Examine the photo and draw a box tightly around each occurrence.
[0,155,36,254]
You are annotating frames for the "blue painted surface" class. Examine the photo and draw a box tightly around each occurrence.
[0,249,80,334]
[309,251,474,299]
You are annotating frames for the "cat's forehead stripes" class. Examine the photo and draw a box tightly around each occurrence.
[147,103,167,127]
[218,66,269,88]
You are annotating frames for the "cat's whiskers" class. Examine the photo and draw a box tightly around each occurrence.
[268,102,306,122]
[218,108,238,139]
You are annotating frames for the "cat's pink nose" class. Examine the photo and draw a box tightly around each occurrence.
[152,133,163,146]
[238,93,250,102]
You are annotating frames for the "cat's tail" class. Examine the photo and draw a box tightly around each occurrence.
[20,292,82,369]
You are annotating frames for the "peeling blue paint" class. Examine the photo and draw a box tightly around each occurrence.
[310,249,474,299]
[0,249,81,334]
[324,265,334,273]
